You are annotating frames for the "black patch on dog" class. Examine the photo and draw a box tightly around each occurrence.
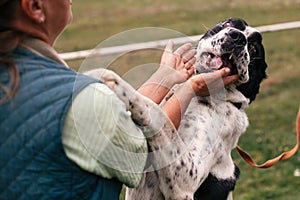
[231,102,242,109]
[202,18,248,40]
[236,30,267,103]
[194,165,240,200]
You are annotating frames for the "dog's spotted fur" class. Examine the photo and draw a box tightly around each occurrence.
[86,18,267,200]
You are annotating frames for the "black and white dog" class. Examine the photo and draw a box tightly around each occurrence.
[87,18,268,200]
[191,18,268,199]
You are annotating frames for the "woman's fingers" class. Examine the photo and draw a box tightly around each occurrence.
[174,43,193,56]
[164,40,174,53]
[223,74,240,85]
[188,68,240,96]
[218,68,240,85]
[184,57,196,69]
[182,49,197,64]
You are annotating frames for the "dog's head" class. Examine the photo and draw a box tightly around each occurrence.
[195,18,267,103]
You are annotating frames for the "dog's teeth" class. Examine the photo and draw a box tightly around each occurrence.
[229,53,233,60]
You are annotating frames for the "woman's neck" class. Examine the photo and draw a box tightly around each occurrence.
[19,36,68,67]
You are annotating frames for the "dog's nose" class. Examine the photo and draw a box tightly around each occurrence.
[228,29,246,46]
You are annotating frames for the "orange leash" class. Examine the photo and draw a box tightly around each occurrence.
[236,105,300,168]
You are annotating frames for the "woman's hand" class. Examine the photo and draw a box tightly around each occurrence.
[159,40,196,85]
[187,68,240,97]
[162,68,239,129]
[138,41,196,104]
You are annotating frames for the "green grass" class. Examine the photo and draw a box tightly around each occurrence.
[55,0,300,199]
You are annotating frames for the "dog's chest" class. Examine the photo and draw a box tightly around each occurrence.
[178,96,248,156]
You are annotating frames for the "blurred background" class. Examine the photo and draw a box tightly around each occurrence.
[56,0,300,199]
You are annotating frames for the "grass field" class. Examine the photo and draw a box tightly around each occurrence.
[56,0,300,199]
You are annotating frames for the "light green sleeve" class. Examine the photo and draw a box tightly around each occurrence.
[62,83,148,188]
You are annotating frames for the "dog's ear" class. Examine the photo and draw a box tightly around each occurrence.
[236,33,268,103]
[226,18,248,31]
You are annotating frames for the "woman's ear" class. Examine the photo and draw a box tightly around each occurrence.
[21,0,45,24]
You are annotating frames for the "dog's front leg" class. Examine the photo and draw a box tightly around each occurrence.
[86,69,197,200]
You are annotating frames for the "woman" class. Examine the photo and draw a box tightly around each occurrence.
[0,0,239,199]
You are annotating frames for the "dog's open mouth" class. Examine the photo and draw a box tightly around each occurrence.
[196,52,238,75]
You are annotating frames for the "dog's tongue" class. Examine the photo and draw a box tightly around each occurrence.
[210,56,223,70]
[211,56,234,71]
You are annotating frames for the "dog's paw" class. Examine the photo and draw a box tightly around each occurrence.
[84,68,121,87]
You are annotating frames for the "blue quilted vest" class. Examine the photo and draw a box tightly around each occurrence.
[0,48,123,199]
